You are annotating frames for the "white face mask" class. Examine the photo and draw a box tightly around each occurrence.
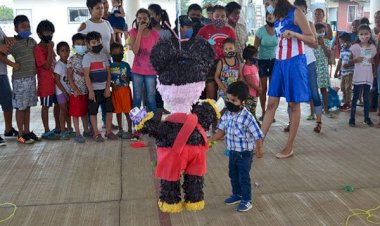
[74,45,87,55]
[267,5,275,15]
[317,32,325,38]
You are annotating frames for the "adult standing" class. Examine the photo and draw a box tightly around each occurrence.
[254,12,277,121]
[79,0,115,57]
[0,27,18,146]
[294,0,323,132]
[128,8,160,116]
[226,1,248,61]
[261,0,316,158]
[313,8,333,40]
[79,0,116,129]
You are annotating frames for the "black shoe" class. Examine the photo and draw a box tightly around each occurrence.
[349,118,355,127]
[364,118,374,127]
[4,127,19,137]
[28,131,41,141]
[0,136,5,146]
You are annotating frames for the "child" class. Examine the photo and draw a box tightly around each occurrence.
[67,33,91,143]
[334,32,354,112]
[209,81,263,212]
[110,43,133,139]
[83,31,117,141]
[215,38,242,100]
[108,0,127,43]
[34,20,60,139]
[198,5,237,100]
[349,24,377,127]
[54,41,75,140]
[242,45,261,124]
[314,23,334,118]
[0,15,39,144]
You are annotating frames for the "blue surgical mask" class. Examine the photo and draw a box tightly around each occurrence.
[267,5,275,15]
[74,45,87,55]
[183,28,193,39]
[18,30,32,39]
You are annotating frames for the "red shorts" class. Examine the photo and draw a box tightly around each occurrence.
[112,86,132,113]
[156,144,208,181]
[69,94,88,117]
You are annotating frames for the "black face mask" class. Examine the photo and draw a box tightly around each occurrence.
[225,51,236,58]
[112,53,123,62]
[150,17,158,27]
[92,44,103,53]
[266,20,275,27]
[226,101,241,112]
[190,17,201,24]
[41,34,52,43]
[250,58,257,65]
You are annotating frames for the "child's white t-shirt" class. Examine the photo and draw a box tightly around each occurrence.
[54,60,71,95]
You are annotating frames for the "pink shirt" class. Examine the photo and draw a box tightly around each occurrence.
[128,28,160,75]
[243,64,259,97]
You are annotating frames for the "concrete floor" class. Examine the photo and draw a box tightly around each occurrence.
[0,99,380,226]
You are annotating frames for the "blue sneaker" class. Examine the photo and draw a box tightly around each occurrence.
[224,195,241,205]
[74,135,86,143]
[42,130,60,140]
[237,200,252,212]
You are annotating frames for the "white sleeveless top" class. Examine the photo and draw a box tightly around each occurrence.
[80,19,114,57]
[304,44,316,65]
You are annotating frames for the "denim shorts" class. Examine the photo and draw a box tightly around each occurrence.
[0,75,13,111]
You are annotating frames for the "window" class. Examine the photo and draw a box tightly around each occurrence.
[347,5,357,23]
[68,8,90,23]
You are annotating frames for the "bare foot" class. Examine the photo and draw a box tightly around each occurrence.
[256,151,263,158]
[279,146,293,155]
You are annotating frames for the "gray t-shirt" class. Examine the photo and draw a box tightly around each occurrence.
[82,52,109,90]
[10,37,37,80]
[0,27,7,75]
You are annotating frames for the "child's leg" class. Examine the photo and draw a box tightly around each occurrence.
[228,151,241,197]
[73,117,81,136]
[24,107,31,133]
[106,113,113,134]
[81,115,89,133]
[363,84,371,120]
[116,113,122,130]
[350,85,361,121]
[346,74,353,106]
[341,77,347,105]
[237,151,253,202]
[125,113,132,132]
[320,88,328,113]
[41,106,50,133]
[59,103,68,132]
[54,103,60,131]
[16,109,25,135]
[90,115,99,135]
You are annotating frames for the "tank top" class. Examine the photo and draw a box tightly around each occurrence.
[80,19,114,57]
[218,57,240,98]
[274,7,304,60]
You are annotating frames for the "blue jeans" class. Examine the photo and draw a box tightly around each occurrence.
[132,73,157,116]
[228,151,253,201]
[351,84,370,120]
[308,62,322,115]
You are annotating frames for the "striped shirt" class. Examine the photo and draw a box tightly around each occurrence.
[274,7,304,60]
[82,52,109,90]
[10,37,37,80]
[217,107,264,152]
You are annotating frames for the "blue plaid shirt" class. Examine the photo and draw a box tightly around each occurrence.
[217,107,264,152]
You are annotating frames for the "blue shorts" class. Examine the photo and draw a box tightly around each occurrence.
[0,75,13,112]
[40,94,57,107]
[268,54,310,103]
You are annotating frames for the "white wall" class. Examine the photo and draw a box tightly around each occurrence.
[14,0,87,46]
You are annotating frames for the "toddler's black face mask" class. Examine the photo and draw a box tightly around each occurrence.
[92,44,103,54]
[112,53,123,62]
[226,101,241,112]
[41,35,52,43]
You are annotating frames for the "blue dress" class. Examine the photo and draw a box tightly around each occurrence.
[268,7,311,103]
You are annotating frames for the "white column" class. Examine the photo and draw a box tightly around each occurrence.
[370,0,380,24]
[125,0,140,28]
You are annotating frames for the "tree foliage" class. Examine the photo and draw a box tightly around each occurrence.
[0,5,13,21]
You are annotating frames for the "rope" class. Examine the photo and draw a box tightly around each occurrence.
[0,203,17,223]
[345,205,380,226]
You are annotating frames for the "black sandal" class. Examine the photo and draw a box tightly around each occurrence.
[314,121,322,133]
